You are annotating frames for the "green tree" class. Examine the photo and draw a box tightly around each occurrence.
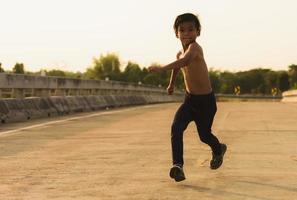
[209,69,220,93]
[0,63,4,73]
[141,67,149,82]
[288,64,297,89]
[169,69,184,90]
[264,71,278,93]
[143,73,162,86]
[86,53,121,81]
[277,71,290,92]
[142,63,170,87]
[219,71,237,94]
[123,62,142,83]
[236,71,252,94]
[66,71,83,79]
[46,69,66,77]
[253,69,270,94]
[13,63,25,74]
[239,69,271,94]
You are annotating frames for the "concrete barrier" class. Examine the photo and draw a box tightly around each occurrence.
[27,97,58,117]
[0,73,177,98]
[282,90,297,102]
[0,100,9,123]
[0,99,30,123]
[2,90,289,124]
[0,73,185,123]
[0,94,183,123]
[85,96,109,110]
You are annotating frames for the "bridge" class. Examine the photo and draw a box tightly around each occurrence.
[0,74,297,199]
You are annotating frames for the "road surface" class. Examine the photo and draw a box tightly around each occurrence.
[0,102,296,200]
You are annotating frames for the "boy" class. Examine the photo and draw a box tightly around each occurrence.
[148,13,227,182]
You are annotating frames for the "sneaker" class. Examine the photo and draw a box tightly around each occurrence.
[169,165,186,182]
[210,143,227,170]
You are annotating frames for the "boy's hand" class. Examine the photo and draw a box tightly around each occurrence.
[167,85,174,95]
[148,66,163,73]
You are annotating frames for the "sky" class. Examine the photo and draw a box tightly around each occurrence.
[1,0,297,73]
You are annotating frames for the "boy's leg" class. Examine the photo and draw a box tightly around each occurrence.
[194,104,222,155]
[210,143,227,169]
[169,164,186,182]
[171,101,193,167]
[194,118,222,156]
[170,101,192,182]
[194,113,227,169]
[193,93,226,169]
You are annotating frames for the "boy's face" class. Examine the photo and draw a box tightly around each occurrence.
[176,22,199,46]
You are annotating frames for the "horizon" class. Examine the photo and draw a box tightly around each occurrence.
[1,0,297,72]
[1,64,294,74]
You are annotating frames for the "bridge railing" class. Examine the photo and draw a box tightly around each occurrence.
[0,73,181,98]
[0,73,185,123]
[2,73,295,102]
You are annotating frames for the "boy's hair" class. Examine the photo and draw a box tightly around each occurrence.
[173,13,201,37]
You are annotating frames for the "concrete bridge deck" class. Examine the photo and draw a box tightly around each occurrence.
[0,102,296,200]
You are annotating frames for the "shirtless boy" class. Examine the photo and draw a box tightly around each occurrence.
[148,13,227,182]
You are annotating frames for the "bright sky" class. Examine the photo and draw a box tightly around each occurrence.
[1,0,297,72]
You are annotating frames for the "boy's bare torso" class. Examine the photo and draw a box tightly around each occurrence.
[178,42,212,95]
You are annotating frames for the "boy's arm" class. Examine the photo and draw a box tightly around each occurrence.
[167,68,180,95]
[169,51,182,85]
[167,52,181,95]
[169,68,180,86]
[148,43,198,72]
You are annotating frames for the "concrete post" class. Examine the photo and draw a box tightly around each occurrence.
[12,89,24,98]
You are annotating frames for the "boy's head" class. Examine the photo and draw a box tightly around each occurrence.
[173,13,201,38]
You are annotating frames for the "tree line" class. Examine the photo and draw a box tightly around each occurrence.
[1,53,297,95]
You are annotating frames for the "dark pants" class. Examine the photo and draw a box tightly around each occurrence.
[171,91,222,166]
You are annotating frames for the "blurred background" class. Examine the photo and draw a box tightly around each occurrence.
[1,0,297,94]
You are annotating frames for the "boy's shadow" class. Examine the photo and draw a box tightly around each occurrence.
[178,184,210,192]
[178,183,273,200]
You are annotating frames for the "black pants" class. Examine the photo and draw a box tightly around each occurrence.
[171,91,222,166]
